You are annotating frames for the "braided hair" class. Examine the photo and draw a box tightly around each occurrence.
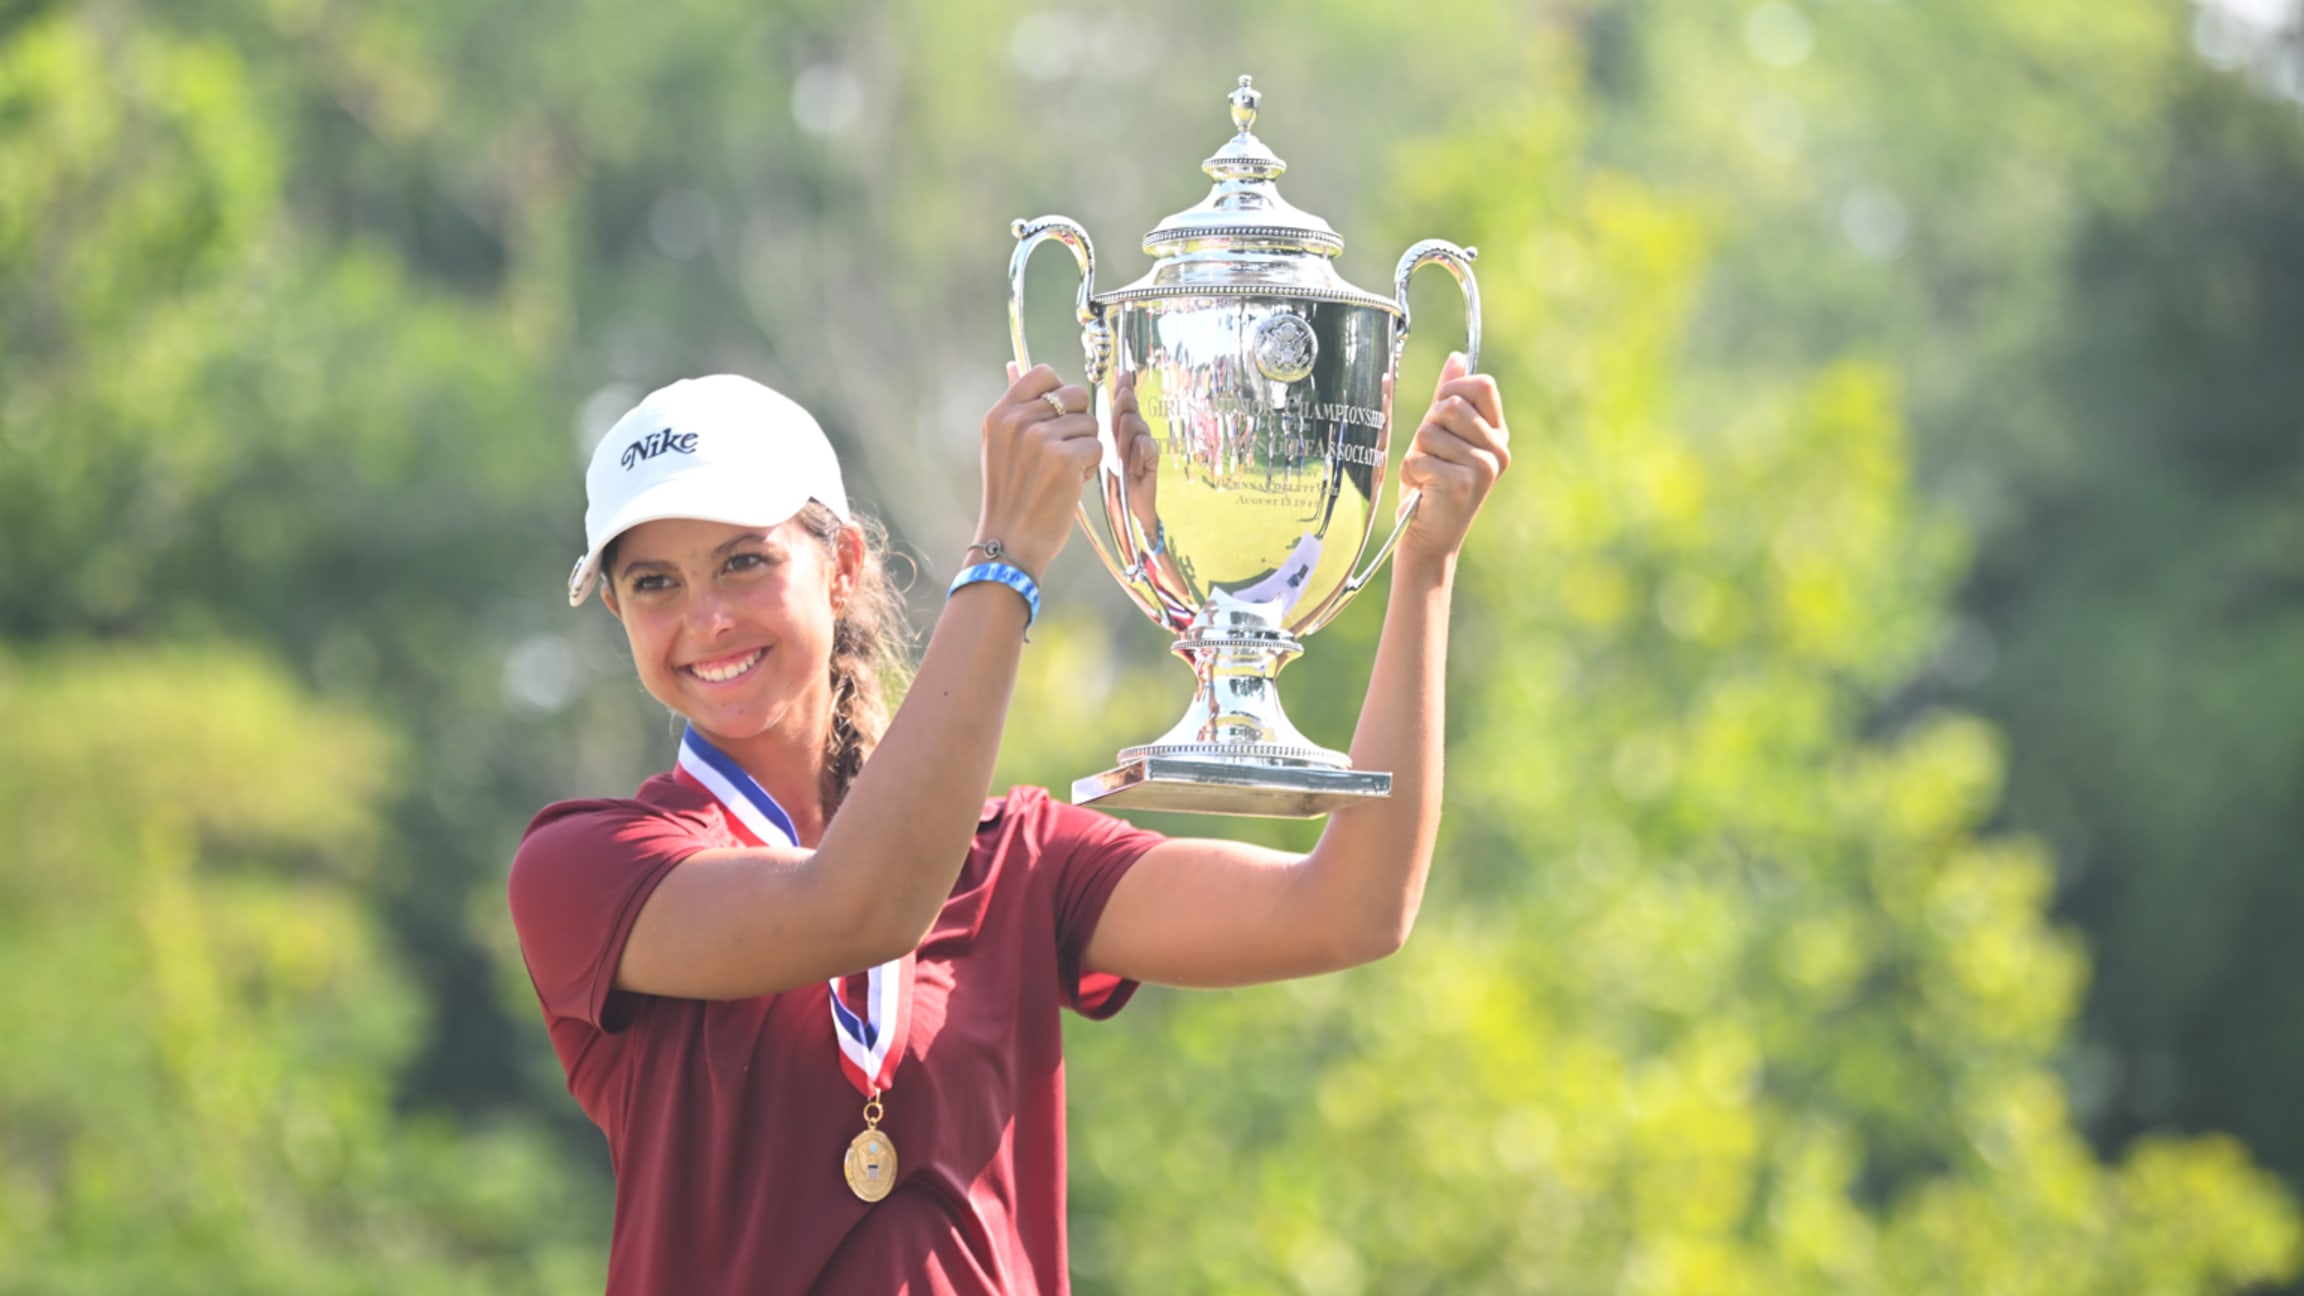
[793,502,912,816]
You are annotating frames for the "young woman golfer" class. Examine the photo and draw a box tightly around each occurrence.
[509,355,1507,1293]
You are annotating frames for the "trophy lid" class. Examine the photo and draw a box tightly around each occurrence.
[1142,77,1344,259]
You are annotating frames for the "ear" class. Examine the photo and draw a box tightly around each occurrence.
[831,524,867,595]
[599,579,624,622]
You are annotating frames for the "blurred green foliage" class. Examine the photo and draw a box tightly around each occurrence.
[1576,0,2304,1215]
[0,644,604,1291]
[3,0,2301,1291]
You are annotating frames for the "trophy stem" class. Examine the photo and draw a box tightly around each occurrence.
[1118,626,1346,768]
[1075,614,1393,817]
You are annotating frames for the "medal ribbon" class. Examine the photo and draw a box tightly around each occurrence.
[673,725,913,1097]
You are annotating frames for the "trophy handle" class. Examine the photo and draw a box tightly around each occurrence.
[1008,216,1111,382]
[1393,239,1482,377]
[1010,216,1160,605]
[1310,241,1481,629]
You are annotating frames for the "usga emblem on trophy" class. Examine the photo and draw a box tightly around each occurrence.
[1010,76,1481,817]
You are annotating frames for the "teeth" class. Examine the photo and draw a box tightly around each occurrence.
[689,649,762,683]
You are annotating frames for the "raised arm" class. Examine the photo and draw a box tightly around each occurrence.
[609,365,1098,1000]
[1084,354,1510,988]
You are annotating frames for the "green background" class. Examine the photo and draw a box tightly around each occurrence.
[5,0,2303,1290]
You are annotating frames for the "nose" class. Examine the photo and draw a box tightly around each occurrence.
[682,585,738,640]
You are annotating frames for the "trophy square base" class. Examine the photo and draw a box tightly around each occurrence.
[1072,757,1393,819]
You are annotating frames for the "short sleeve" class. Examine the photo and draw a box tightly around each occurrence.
[1037,797,1166,1019]
[507,797,708,1033]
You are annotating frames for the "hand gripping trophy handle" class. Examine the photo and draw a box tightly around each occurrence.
[1310,239,1483,632]
[1007,216,1154,590]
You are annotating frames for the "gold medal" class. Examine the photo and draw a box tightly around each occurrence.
[843,1096,898,1202]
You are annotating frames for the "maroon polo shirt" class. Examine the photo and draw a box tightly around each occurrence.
[508,777,1161,1295]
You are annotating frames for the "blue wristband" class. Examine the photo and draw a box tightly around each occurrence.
[948,561,1041,638]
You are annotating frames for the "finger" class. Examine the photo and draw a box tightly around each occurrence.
[1007,361,1020,383]
[1413,403,1509,473]
[1419,394,1483,441]
[1418,430,1509,489]
[1113,404,1152,453]
[1399,451,1467,505]
[1024,400,1100,447]
[1423,394,1508,457]
[1434,369,1504,431]
[1412,423,1483,466]
[1400,447,1493,509]
[1049,413,1102,445]
[1008,364,1063,401]
[1037,384,1094,425]
[1129,425,1158,476]
[1409,431,1505,484]
[1118,411,1153,451]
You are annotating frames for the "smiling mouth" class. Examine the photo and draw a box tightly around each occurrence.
[685,648,765,684]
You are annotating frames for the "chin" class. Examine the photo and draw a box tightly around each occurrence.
[683,689,808,747]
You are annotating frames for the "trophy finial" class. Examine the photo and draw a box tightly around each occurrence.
[1229,76,1259,134]
[1199,75,1286,184]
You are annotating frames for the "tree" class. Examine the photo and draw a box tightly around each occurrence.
[1012,59,2303,1295]
[9,1,2296,1289]
[0,644,605,1293]
[1577,0,2304,1204]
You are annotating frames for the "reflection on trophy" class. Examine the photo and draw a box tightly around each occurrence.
[1010,75,1480,817]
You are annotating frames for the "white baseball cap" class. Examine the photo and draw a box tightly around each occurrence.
[567,374,851,606]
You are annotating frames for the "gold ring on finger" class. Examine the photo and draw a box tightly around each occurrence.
[1043,392,1070,418]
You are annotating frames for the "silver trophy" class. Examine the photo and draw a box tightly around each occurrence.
[1010,75,1480,817]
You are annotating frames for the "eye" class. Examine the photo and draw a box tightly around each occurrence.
[627,572,674,594]
[725,550,774,574]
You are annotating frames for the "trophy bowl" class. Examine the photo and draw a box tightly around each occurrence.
[1010,76,1479,817]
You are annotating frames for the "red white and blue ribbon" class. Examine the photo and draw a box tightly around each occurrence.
[673,725,913,1097]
